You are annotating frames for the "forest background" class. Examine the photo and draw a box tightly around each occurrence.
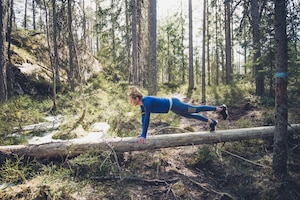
[0,0,300,199]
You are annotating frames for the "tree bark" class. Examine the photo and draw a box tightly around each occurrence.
[131,0,138,85]
[214,1,220,85]
[137,0,144,88]
[1,124,299,159]
[148,0,157,95]
[51,0,59,111]
[32,0,36,30]
[251,0,264,96]
[225,0,232,84]
[180,2,185,84]
[125,0,131,83]
[201,0,206,103]
[206,0,210,87]
[273,0,288,179]
[52,0,60,87]
[0,0,7,102]
[24,0,28,28]
[7,0,14,97]
[68,0,76,91]
[188,0,194,91]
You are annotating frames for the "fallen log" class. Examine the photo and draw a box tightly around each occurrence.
[0,124,299,159]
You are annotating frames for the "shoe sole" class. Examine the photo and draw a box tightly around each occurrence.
[210,120,218,132]
[221,104,228,120]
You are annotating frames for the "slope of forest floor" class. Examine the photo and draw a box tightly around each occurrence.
[1,104,299,200]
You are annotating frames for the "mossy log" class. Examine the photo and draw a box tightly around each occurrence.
[0,124,299,159]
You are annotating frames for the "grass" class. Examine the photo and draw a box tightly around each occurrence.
[0,96,51,145]
[188,145,218,168]
[0,155,38,185]
[0,74,281,144]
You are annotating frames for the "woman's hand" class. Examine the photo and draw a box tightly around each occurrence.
[137,135,146,144]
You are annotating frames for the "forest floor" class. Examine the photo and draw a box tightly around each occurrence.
[1,31,299,199]
[1,101,299,200]
[101,100,299,200]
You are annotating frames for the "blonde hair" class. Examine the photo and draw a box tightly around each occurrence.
[129,86,143,100]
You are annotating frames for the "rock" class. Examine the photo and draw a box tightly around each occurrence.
[91,122,110,133]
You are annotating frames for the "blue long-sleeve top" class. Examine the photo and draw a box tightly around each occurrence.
[140,96,171,138]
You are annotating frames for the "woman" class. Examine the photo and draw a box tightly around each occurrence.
[129,86,228,144]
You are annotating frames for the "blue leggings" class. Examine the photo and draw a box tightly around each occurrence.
[170,98,216,122]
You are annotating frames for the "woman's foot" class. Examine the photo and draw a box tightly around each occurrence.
[219,105,228,120]
[209,119,218,131]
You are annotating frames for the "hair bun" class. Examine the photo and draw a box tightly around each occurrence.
[129,86,143,99]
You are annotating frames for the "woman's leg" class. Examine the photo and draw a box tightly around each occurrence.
[176,113,209,122]
[170,98,225,131]
[171,98,217,114]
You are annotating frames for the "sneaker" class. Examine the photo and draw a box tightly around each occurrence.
[209,119,218,132]
[219,104,228,120]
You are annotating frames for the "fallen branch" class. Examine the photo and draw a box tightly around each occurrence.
[91,176,180,185]
[165,183,177,199]
[187,177,234,199]
[216,148,271,169]
[13,121,60,132]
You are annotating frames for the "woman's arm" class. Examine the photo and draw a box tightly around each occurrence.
[140,110,150,138]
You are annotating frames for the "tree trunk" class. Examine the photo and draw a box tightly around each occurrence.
[43,0,56,111]
[32,0,36,30]
[251,0,264,96]
[215,1,219,85]
[95,1,100,53]
[125,0,131,83]
[225,0,232,84]
[68,0,76,91]
[7,0,14,97]
[137,0,144,88]
[188,0,194,91]
[273,0,288,179]
[201,0,206,103]
[0,0,7,102]
[206,0,210,86]
[81,0,86,43]
[1,124,299,159]
[166,32,170,82]
[180,3,185,84]
[131,0,138,85]
[52,0,59,111]
[24,0,28,28]
[148,0,157,95]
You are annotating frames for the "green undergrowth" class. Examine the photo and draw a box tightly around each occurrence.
[1,74,298,144]
[0,96,51,145]
[1,74,300,199]
[0,149,126,200]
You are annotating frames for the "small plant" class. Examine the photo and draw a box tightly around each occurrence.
[0,156,37,184]
[189,145,217,168]
[261,110,275,126]
[237,118,254,128]
[68,150,122,179]
[0,95,50,145]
